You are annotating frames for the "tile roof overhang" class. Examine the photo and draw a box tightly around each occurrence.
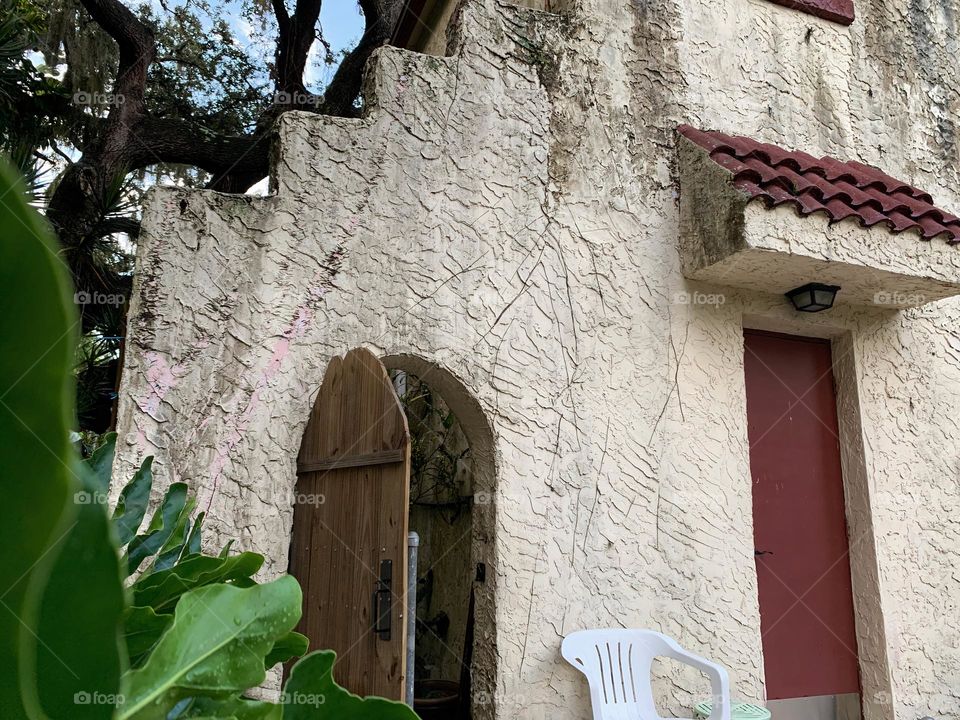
[676,125,960,308]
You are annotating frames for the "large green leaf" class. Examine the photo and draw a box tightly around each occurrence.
[219,540,235,558]
[0,160,79,717]
[264,631,309,669]
[132,552,264,613]
[118,576,302,720]
[113,455,154,547]
[182,510,205,557]
[124,482,189,575]
[33,461,126,719]
[282,651,419,719]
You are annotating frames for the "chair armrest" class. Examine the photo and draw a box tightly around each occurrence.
[664,645,731,720]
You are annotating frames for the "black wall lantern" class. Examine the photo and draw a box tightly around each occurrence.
[785,283,840,312]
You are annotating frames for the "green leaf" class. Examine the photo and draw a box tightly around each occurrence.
[264,631,309,669]
[219,540,235,558]
[118,577,302,720]
[173,696,281,719]
[112,456,154,547]
[151,496,196,571]
[152,526,189,571]
[124,482,188,575]
[123,606,173,668]
[84,431,117,493]
[183,511,205,557]
[132,552,264,613]
[33,461,126,719]
[0,160,79,718]
[282,651,419,719]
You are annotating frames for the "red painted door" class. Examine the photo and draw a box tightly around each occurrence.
[743,330,860,700]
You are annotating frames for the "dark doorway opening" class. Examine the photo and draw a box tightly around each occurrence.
[392,369,475,720]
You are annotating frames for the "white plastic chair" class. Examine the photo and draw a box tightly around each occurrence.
[561,629,731,720]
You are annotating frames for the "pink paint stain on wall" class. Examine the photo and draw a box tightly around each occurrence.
[203,303,319,511]
[131,340,209,471]
[136,427,149,456]
[139,351,186,419]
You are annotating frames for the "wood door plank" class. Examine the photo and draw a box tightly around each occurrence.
[297,448,405,473]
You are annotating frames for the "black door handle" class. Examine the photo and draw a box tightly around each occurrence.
[373,559,392,640]
[755,549,774,557]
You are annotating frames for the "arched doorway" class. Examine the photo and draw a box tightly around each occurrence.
[288,349,497,718]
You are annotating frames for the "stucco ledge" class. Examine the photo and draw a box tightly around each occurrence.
[677,136,960,308]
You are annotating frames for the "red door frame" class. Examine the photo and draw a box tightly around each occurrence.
[743,329,861,700]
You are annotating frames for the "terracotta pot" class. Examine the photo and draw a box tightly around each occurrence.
[413,679,460,720]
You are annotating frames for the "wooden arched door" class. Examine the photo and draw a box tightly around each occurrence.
[288,348,410,699]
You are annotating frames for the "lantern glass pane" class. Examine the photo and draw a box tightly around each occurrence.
[813,288,835,307]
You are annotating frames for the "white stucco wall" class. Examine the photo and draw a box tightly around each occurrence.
[115,0,960,718]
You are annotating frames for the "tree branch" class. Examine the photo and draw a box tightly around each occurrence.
[49,0,156,247]
[274,0,322,100]
[130,116,271,192]
[79,0,155,110]
[272,0,290,31]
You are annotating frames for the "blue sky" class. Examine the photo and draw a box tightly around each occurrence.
[321,1,366,55]
[308,1,366,88]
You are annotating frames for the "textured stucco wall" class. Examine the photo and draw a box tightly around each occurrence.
[115,0,960,717]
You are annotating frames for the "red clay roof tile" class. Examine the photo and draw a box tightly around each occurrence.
[763,0,854,25]
[678,125,960,244]
[772,0,854,25]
